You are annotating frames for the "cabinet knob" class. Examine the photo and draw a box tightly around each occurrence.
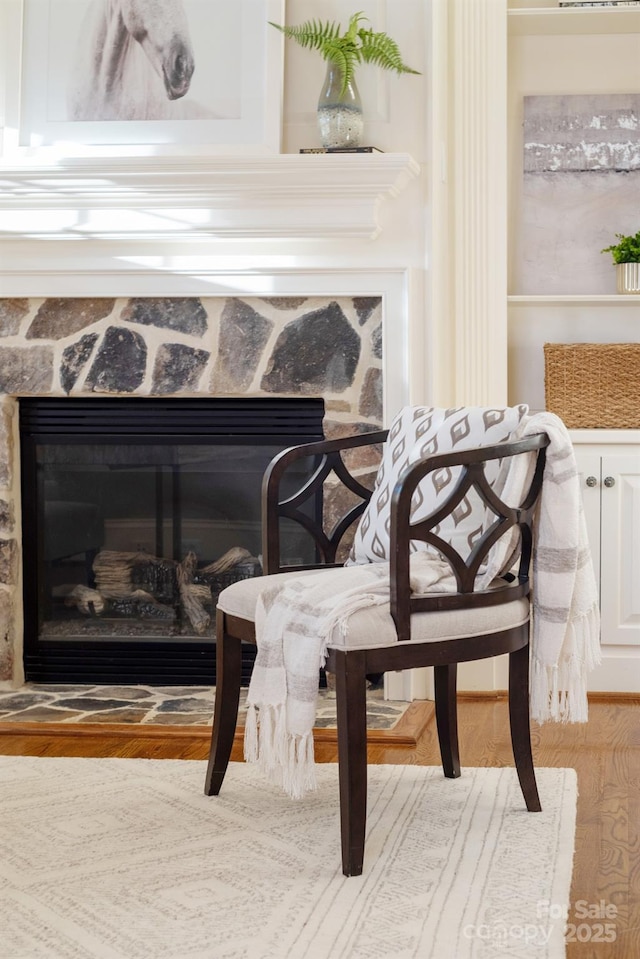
[603,476,616,488]
[585,476,598,488]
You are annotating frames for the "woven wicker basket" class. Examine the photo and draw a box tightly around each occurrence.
[544,343,640,429]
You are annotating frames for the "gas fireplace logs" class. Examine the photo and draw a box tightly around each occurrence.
[61,547,259,634]
[63,584,106,615]
[176,551,210,635]
[201,546,253,575]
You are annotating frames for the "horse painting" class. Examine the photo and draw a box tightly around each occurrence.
[67,0,213,121]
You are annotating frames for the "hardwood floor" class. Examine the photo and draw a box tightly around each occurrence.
[1,695,638,958]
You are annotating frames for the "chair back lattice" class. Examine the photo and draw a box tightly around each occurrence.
[261,429,549,643]
[261,430,388,573]
[390,433,549,640]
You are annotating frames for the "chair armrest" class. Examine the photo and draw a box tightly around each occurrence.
[389,433,549,640]
[261,430,388,574]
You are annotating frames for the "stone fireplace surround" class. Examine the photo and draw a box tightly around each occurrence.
[0,292,393,684]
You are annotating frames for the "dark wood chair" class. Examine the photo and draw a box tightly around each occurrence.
[204,429,550,876]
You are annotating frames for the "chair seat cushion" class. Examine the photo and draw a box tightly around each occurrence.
[217,569,530,650]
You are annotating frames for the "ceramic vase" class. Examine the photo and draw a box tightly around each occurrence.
[616,262,640,294]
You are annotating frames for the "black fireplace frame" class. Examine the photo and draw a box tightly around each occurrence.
[19,397,325,685]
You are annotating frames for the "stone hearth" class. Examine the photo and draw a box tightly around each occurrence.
[0,680,407,729]
[0,294,384,683]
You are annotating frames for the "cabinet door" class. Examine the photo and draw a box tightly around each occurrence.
[573,449,602,592]
[600,454,640,648]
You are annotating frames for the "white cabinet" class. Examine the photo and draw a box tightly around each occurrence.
[572,431,640,692]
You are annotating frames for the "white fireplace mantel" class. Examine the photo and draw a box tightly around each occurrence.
[0,153,420,241]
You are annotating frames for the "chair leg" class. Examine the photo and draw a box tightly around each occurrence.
[334,649,368,877]
[204,611,243,797]
[508,641,542,812]
[434,663,461,779]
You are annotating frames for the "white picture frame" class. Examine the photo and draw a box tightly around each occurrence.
[5,0,284,159]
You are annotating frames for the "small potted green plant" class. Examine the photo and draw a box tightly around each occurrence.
[601,231,640,294]
[269,11,420,150]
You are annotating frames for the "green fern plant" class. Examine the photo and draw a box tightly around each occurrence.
[269,11,420,95]
[601,231,640,264]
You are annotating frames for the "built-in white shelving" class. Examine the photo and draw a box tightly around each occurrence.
[507,1,640,423]
[507,6,640,325]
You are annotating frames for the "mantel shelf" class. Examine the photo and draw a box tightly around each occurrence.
[0,153,421,241]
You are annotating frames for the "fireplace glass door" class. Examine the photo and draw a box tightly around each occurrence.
[20,398,324,684]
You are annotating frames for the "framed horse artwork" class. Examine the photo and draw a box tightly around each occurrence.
[9,0,284,156]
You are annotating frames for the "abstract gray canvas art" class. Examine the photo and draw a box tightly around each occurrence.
[515,94,640,294]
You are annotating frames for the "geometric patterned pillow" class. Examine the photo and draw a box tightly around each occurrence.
[348,404,529,567]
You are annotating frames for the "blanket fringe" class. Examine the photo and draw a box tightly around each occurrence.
[244,704,317,800]
[530,608,601,724]
[530,658,588,724]
[243,703,259,763]
[285,731,317,799]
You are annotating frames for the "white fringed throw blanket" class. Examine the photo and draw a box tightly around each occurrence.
[244,558,455,798]
[507,412,601,723]
[245,412,601,797]
[244,564,389,799]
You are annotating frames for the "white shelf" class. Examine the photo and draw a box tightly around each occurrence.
[508,6,640,36]
[509,294,640,305]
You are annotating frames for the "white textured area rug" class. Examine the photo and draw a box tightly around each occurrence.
[0,758,577,959]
